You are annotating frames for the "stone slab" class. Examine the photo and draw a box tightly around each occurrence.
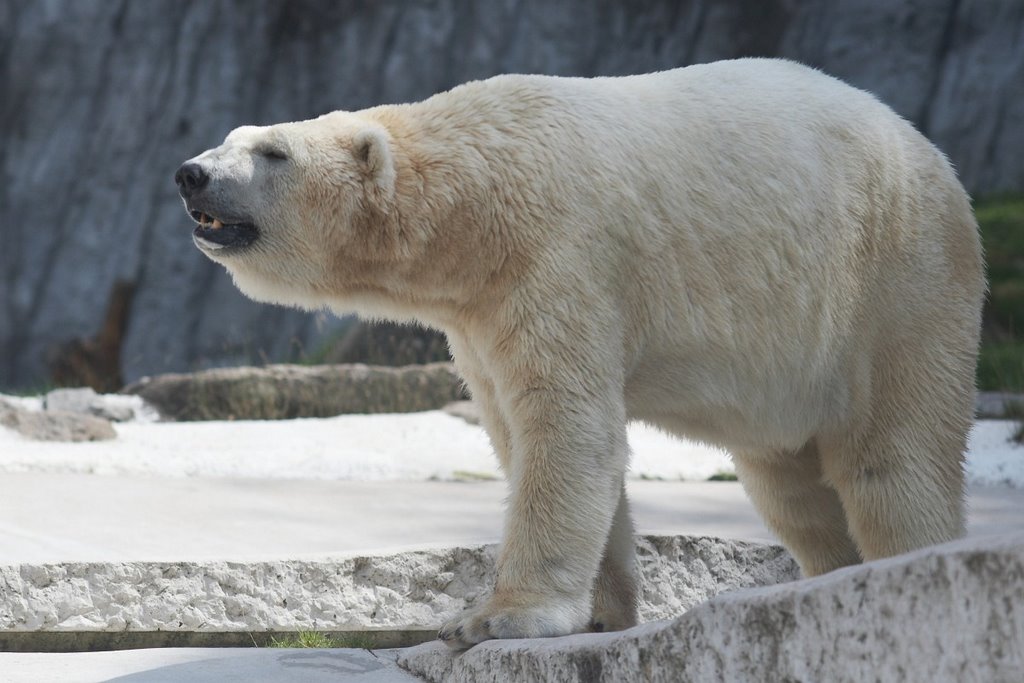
[398,533,1024,683]
[0,536,797,636]
[0,400,115,442]
[43,388,141,422]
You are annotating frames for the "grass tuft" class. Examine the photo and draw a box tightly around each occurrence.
[267,631,378,649]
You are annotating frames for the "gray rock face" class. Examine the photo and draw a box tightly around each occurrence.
[398,533,1024,683]
[122,362,467,420]
[0,536,795,634]
[3,0,1022,389]
[0,399,116,442]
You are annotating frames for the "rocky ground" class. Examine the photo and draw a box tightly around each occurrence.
[1,534,1021,681]
[0,372,1022,681]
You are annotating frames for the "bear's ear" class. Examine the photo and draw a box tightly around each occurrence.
[352,127,396,205]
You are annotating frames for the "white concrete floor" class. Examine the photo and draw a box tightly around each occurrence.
[0,474,769,563]
[1,473,1021,564]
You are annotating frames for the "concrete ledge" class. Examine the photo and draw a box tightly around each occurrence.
[398,533,1024,682]
[0,536,797,648]
[0,629,437,653]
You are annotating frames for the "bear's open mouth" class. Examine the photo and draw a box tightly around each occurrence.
[190,211,259,251]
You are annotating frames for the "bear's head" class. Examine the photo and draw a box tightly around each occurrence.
[174,113,403,311]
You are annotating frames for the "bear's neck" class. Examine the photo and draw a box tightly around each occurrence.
[362,105,533,323]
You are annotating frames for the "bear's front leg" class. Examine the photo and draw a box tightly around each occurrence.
[589,482,639,633]
[438,367,629,649]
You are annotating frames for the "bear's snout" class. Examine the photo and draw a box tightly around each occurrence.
[175,162,209,199]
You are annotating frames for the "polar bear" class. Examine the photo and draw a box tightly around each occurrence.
[175,58,985,649]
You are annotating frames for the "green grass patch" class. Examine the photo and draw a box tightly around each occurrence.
[977,341,1024,392]
[975,194,1024,393]
[977,194,1024,332]
[707,471,739,482]
[450,469,500,482]
[1,383,56,397]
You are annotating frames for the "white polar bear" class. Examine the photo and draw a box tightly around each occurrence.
[175,58,985,649]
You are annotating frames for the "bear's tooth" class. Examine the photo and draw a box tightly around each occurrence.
[211,218,223,229]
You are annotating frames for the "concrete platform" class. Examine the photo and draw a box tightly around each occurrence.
[0,647,419,683]
[1,474,1022,563]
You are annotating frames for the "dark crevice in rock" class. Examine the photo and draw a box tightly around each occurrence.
[22,0,132,373]
[47,280,136,392]
[917,0,962,137]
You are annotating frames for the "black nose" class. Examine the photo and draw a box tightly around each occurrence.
[174,162,209,198]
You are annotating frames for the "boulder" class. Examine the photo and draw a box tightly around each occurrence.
[0,399,116,442]
[121,362,468,421]
[398,533,1024,683]
[321,321,451,367]
[44,387,137,422]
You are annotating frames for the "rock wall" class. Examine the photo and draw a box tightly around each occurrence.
[2,0,1022,389]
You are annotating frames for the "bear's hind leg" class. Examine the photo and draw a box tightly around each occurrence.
[818,334,972,561]
[819,416,967,561]
[590,481,638,632]
[734,442,862,576]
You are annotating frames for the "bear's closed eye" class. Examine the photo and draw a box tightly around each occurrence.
[258,147,288,161]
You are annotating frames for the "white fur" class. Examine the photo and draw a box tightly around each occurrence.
[184,58,985,648]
